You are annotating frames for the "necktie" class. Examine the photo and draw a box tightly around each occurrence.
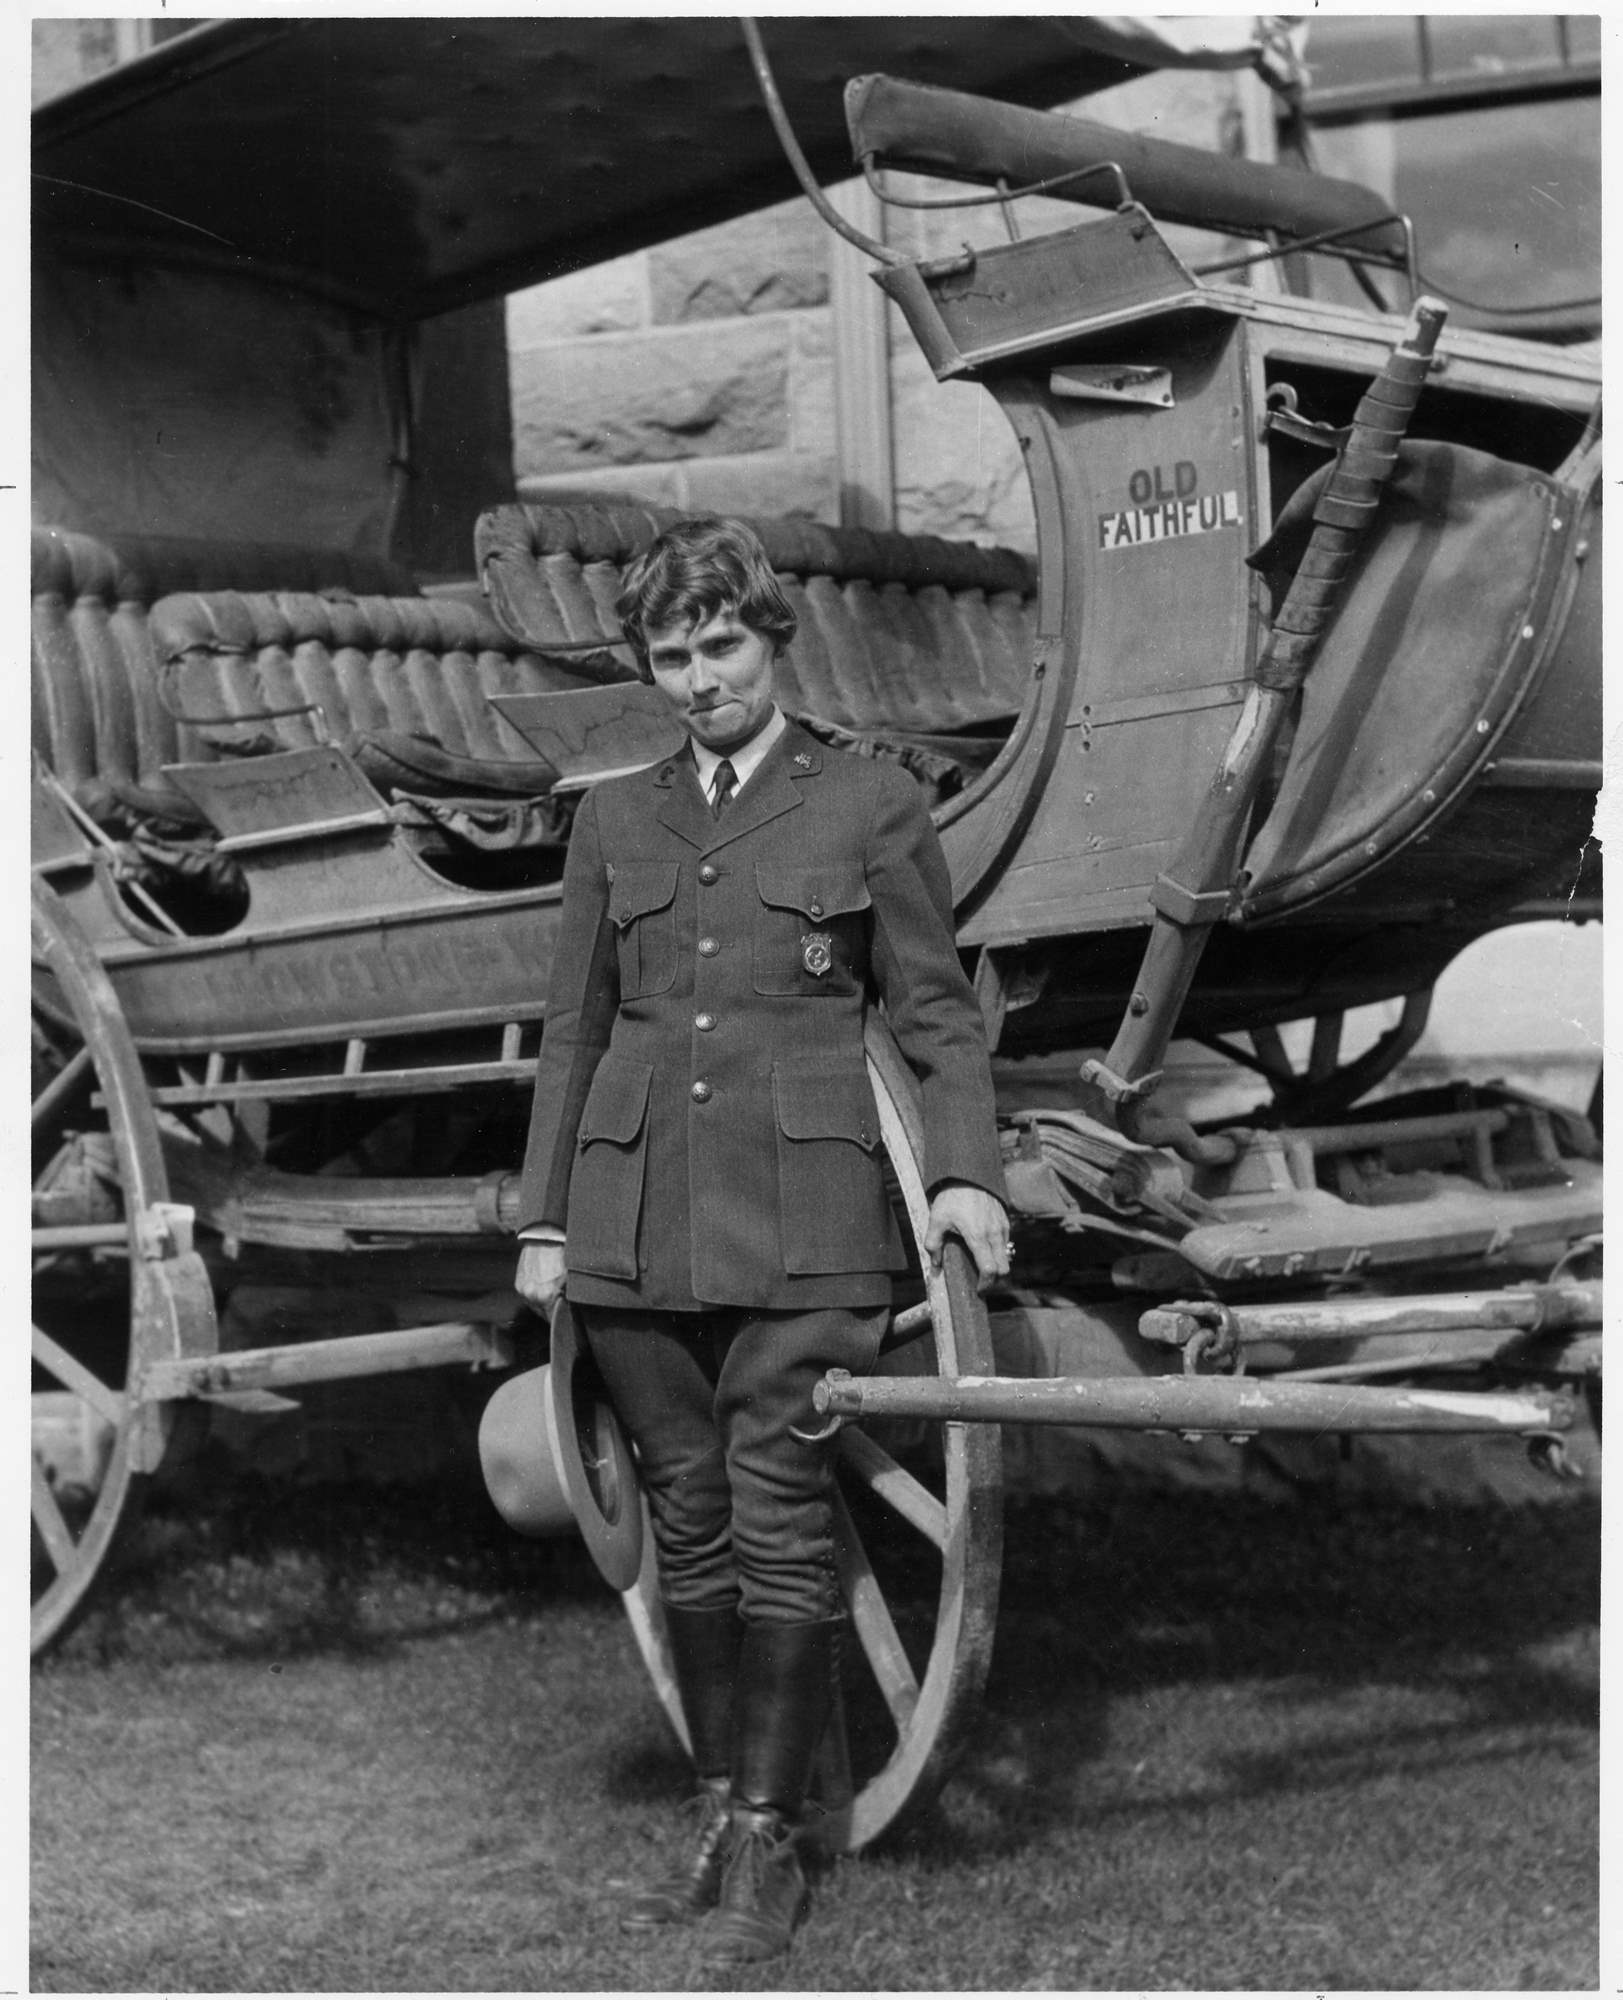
[710,757,737,818]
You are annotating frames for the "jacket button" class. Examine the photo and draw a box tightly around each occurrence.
[698,936,720,957]
[698,862,719,885]
[809,900,824,918]
[694,1012,716,1032]
[691,1080,712,1103]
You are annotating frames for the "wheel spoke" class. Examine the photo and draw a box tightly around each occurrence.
[33,1325,124,1426]
[1249,1021,1292,1082]
[32,884,216,1658]
[33,1043,94,1135]
[832,1486,919,1730]
[888,1299,933,1340]
[31,1456,78,1572]
[838,1427,948,1550]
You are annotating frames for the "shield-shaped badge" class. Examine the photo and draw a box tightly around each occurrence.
[801,932,833,977]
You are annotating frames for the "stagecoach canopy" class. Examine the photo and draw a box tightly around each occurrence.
[31,14,1184,317]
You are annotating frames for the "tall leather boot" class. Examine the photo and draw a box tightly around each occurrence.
[621,1604,742,1931]
[705,1618,840,1965]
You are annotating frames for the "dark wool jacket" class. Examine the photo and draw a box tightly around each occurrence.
[517,719,1005,1311]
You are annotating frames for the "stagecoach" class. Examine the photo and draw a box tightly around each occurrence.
[32,19,1600,1852]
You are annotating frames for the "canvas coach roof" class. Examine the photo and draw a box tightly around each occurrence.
[33,16,1152,321]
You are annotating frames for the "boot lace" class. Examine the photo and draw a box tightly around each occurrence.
[725,1813,793,1894]
[676,1784,731,1857]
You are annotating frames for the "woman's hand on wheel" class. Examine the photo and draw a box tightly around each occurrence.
[515,1239,568,1315]
[924,1184,1011,1296]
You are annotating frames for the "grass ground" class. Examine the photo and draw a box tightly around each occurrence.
[32,1476,1598,1992]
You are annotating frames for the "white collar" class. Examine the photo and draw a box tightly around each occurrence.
[689,706,787,799]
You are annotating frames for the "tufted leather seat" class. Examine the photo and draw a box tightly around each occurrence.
[476,502,1037,737]
[35,508,1040,822]
[31,525,419,817]
[149,588,605,798]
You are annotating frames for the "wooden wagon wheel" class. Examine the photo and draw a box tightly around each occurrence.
[621,1015,1004,1853]
[31,879,216,1653]
[1194,992,1435,1126]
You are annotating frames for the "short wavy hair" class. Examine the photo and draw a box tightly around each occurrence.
[615,517,797,681]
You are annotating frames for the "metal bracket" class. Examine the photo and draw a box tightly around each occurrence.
[1077,1058,1160,1111]
[1527,1431,1581,1480]
[791,1368,850,1444]
[1265,406,1351,452]
[474,1171,513,1234]
[133,1201,195,1261]
[1151,874,1235,928]
[1051,363,1174,409]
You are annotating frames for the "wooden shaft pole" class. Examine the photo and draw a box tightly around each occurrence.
[33,1223,130,1251]
[1140,1281,1602,1348]
[142,1321,514,1399]
[815,1370,1570,1436]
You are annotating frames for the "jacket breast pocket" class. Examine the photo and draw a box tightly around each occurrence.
[753,863,870,997]
[608,860,679,999]
[567,1054,653,1280]
[773,1060,905,1275]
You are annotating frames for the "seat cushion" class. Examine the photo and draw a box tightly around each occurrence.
[149,588,607,792]
[475,501,1037,737]
[31,525,420,812]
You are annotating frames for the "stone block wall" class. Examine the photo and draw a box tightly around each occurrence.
[510,196,840,524]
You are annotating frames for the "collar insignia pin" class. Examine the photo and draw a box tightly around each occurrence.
[792,751,812,768]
